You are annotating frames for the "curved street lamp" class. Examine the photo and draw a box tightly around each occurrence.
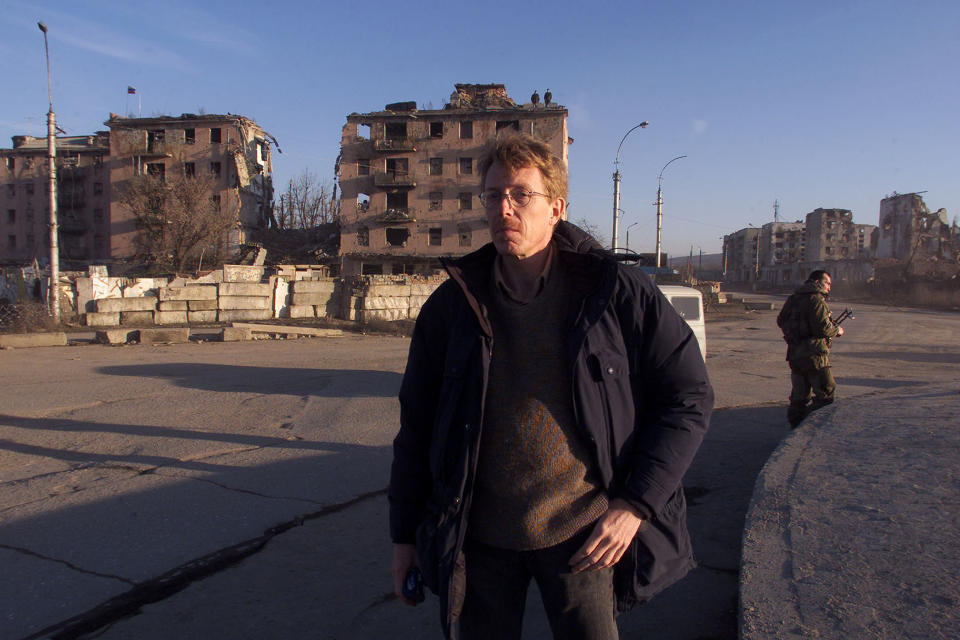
[38,21,59,321]
[611,121,648,250]
[655,155,686,269]
[626,220,640,252]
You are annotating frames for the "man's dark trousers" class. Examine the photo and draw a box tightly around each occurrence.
[459,528,618,640]
[788,361,836,427]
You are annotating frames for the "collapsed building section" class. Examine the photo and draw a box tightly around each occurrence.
[875,193,958,277]
[337,83,569,277]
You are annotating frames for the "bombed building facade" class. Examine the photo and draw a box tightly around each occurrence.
[875,193,959,277]
[0,113,274,267]
[336,84,569,276]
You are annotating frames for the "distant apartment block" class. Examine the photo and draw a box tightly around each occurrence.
[722,227,760,282]
[0,113,274,266]
[804,208,874,262]
[337,83,569,276]
[1,133,110,263]
[105,113,274,260]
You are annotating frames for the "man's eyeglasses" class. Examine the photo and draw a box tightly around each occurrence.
[479,189,551,210]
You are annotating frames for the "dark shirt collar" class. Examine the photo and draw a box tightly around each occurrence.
[493,243,555,304]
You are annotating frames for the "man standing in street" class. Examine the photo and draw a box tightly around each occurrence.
[388,133,713,639]
[776,270,843,428]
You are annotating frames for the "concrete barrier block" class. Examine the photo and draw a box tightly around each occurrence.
[219,282,273,297]
[408,295,431,307]
[139,327,190,344]
[410,284,440,296]
[359,308,408,322]
[85,312,120,327]
[288,305,316,319]
[155,310,188,325]
[291,280,336,294]
[223,265,265,283]
[188,310,218,324]
[161,285,218,301]
[218,296,272,311]
[365,284,411,297]
[291,292,333,306]
[274,279,290,319]
[95,329,138,345]
[218,309,273,322]
[159,300,188,311]
[221,326,254,342]
[362,296,409,310]
[96,297,158,313]
[188,299,218,311]
[0,332,68,348]
[121,311,155,326]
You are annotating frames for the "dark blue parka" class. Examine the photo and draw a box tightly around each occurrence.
[389,222,714,638]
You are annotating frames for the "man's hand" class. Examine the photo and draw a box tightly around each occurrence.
[837,326,844,337]
[569,498,643,573]
[392,543,420,606]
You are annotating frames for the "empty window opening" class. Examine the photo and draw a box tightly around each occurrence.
[458,223,472,247]
[94,182,104,194]
[147,163,166,181]
[94,208,104,220]
[430,122,444,138]
[27,234,35,248]
[183,163,195,178]
[7,209,14,224]
[386,227,410,247]
[356,225,370,246]
[386,157,409,177]
[357,159,370,176]
[7,184,15,197]
[26,183,34,195]
[6,157,14,171]
[7,235,16,249]
[496,120,520,132]
[210,127,222,144]
[460,121,473,139]
[429,227,442,246]
[459,157,473,175]
[147,129,165,153]
[429,191,443,211]
[210,162,222,179]
[458,192,472,211]
[184,128,195,145]
[385,122,407,140]
[387,191,409,211]
[429,157,443,176]
[211,194,221,210]
[361,263,384,275]
[358,193,370,212]
[358,124,371,140]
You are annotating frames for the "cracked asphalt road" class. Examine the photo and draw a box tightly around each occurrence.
[2,297,958,639]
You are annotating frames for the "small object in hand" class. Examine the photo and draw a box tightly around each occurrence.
[402,568,425,603]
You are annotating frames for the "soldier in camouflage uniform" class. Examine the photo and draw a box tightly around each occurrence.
[776,270,843,428]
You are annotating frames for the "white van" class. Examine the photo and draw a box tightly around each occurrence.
[658,285,706,358]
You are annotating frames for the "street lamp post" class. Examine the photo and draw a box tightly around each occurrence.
[611,121,648,250]
[38,21,59,322]
[655,155,686,269]
[625,220,639,252]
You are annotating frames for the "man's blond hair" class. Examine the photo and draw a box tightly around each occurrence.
[478,132,567,200]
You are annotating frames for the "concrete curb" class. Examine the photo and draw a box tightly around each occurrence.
[740,384,960,639]
[0,332,68,348]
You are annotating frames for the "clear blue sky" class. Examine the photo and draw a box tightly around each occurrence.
[4,0,957,257]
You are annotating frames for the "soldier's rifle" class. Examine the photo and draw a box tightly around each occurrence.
[832,307,855,327]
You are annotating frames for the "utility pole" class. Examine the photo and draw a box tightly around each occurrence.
[774,199,780,223]
[38,21,59,322]
[655,155,686,268]
[611,122,648,250]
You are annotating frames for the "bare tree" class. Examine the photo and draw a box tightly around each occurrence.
[119,172,234,272]
[275,169,335,229]
[571,217,609,248]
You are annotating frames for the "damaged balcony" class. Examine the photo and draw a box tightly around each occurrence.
[373,138,416,152]
[373,171,416,188]
[374,208,417,223]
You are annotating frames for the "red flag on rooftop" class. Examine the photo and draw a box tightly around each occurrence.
[127,86,136,95]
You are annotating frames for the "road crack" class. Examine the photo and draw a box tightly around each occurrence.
[0,544,135,586]
[24,487,389,640]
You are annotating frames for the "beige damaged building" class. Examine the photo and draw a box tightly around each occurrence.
[105,113,275,260]
[875,193,958,274]
[337,84,569,276]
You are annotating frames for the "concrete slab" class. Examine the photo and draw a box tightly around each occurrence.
[0,332,68,348]
[290,280,335,294]
[218,282,273,297]
[221,326,254,342]
[160,285,217,302]
[137,328,190,344]
[218,309,272,322]
[290,292,333,306]
[95,329,138,345]
[187,310,217,324]
[187,299,218,311]
[158,300,188,311]
[120,311,155,326]
[222,265,264,283]
[218,296,272,311]
[96,297,157,313]
[230,323,343,337]
[155,311,188,325]
[85,312,120,327]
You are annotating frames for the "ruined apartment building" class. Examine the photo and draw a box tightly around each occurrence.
[337,83,569,276]
[804,208,874,262]
[757,221,806,286]
[876,193,958,265]
[1,133,110,264]
[722,226,760,282]
[106,113,275,260]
